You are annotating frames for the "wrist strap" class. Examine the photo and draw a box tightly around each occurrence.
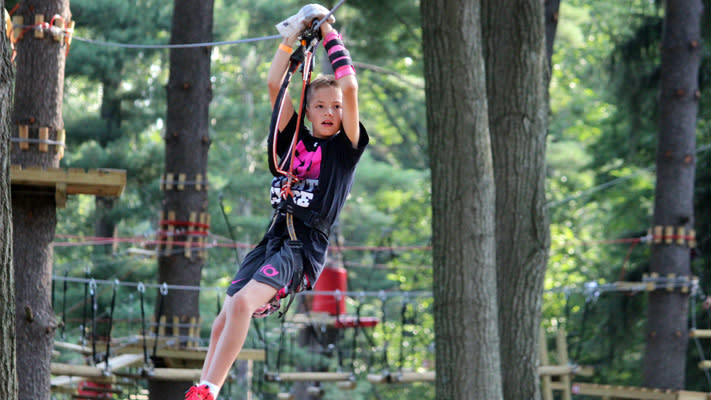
[323,30,355,79]
[278,43,292,54]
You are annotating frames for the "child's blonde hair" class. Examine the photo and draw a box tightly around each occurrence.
[306,75,339,106]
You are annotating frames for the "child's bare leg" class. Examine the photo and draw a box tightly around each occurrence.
[199,305,227,381]
[203,280,277,387]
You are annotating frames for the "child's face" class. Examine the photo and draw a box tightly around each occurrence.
[305,86,343,139]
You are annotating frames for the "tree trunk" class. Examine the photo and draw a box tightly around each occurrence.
[482,1,549,400]
[0,0,17,394]
[544,0,561,82]
[421,1,502,399]
[94,78,122,255]
[643,0,702,389]
[11,1,69,399]
[150,0,213,399]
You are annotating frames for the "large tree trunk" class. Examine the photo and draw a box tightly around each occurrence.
[481,1,550,400]
[421,1,502,399]
[643,0,702,389]
[544,0,561,82]
[94,78,122,255]
[0,0,17,394]
[150,1,213,399]
[11,1,70,399]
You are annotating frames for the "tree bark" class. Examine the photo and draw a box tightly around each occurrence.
[150,0,213,399]
[11,1,69,399]
[421,1,502,399]
[0,0,17,394]
[94,77,122,255]
[481,1,550,399]
[544,0,561,82]
[643,0,702,389]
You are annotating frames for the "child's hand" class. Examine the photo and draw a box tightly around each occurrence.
[275,4,335,39]
[301,4,335,26]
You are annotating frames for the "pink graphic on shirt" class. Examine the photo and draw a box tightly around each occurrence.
[293,140,321,179]
[260,265,279,277]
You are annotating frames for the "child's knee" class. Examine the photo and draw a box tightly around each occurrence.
[229,292,259,316]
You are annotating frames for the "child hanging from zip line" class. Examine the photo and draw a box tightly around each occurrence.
[184,4,368,400]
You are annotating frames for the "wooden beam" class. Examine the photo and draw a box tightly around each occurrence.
[392,371,435,383]
[690,329,711,339]
[286,312,380,328]
[115,344,265,362]
[51,376,87,391]
[677,391,711,400]
[265,372,354,382]
[95,354,144,370]
[539,365,576,376]
[10,165,126,197]
[367,371,434,383]
[570,383,676,399]
[50,363,115,384]
[142,368,201,382]
[54,341,93,355]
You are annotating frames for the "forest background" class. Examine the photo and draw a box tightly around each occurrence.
[25,0,711,398]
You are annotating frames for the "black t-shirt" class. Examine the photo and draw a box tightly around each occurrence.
[269,113,369,277]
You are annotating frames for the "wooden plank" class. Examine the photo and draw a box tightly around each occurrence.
[570,383,676,399]
[115,343,265,361]
[54,341,92,355]
[392,371,435,383]
[51,375,86,389]
[39,127,49,152]
[142,368,201,382]
[690,330,711,339]
[677,391,711,400]
[34,14,44,38]
[55,182,67,208]
[18,125,29,150]
[539,365,575,376]
[366,371,434,384]
[265,372,354,382]
[50,363,115,384]
[10,165,126,197]
[95,354,144,370]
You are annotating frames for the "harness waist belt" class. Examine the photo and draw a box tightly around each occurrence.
[276,201,330,237]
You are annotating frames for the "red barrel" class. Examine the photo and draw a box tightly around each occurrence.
[311,267,348,315]
[78,381,113,398]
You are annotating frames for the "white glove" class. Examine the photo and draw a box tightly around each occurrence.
[301,3,335,26]
[275,4,335,39]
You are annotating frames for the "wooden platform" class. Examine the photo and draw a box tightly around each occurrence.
[10,165,126,207]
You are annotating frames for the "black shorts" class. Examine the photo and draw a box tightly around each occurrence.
[226,215,314,297]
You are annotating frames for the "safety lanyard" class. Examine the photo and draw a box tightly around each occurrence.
[268,31,320,202]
